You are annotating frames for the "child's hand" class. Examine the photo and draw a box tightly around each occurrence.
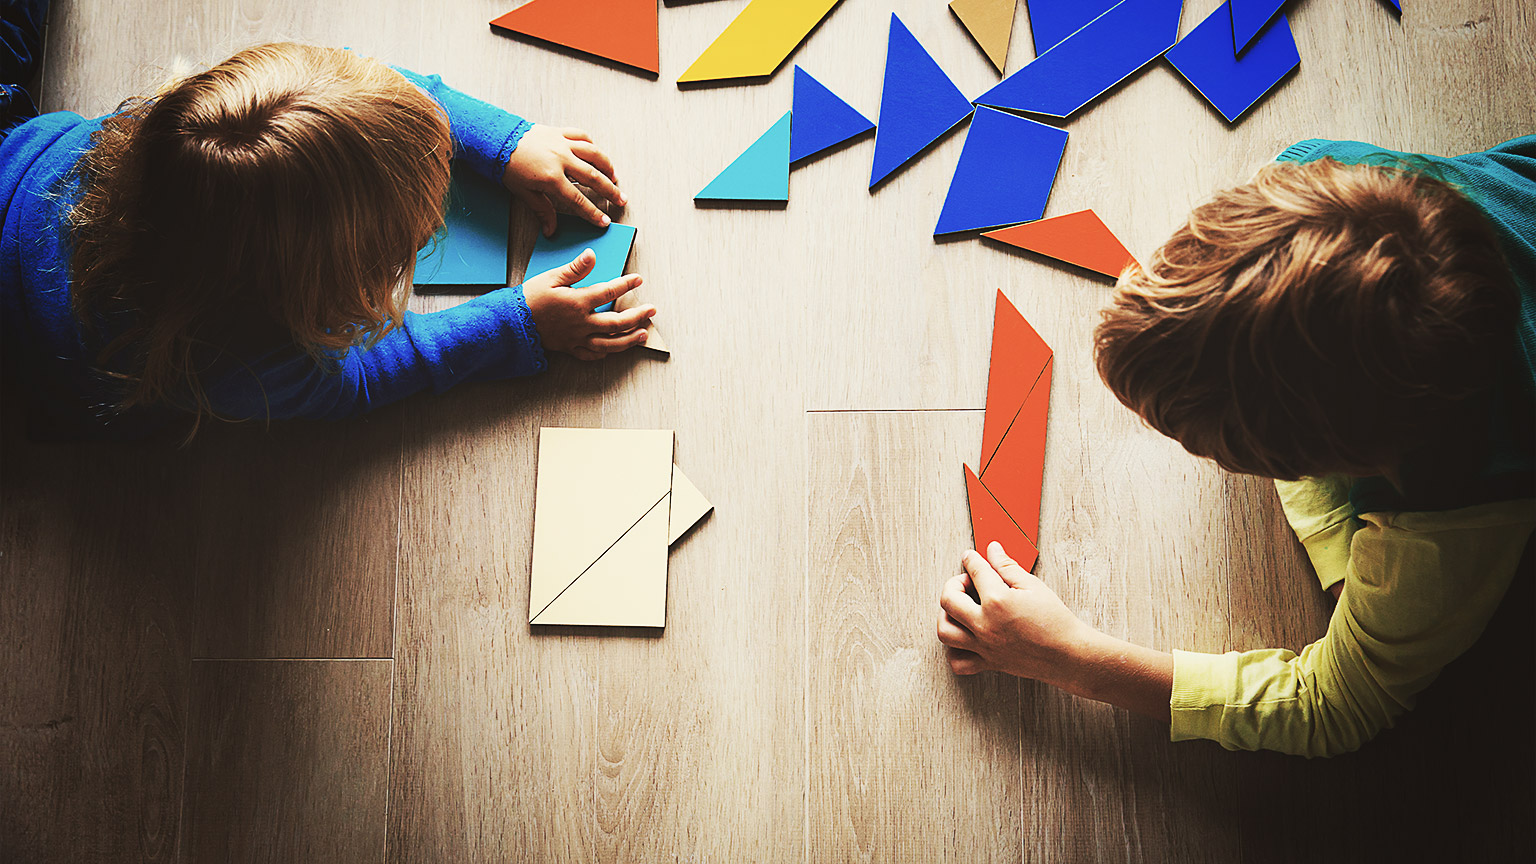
[937,542,1095,685]
[523,249,655,361]
[504,125,625,237]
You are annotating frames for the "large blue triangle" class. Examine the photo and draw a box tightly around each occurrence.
[1028,0,1118,55]
[790,67,875,163]
[869,14,974,188]
[695,112,792,201]
[934,107,1068,235]
[976,0,1182,119]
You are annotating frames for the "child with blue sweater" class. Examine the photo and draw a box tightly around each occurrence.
[1,41,655,439]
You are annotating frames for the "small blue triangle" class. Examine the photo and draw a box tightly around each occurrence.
[1230,0,1287,54]
[790,67,875,163]
[696,112,792,202]
[975,0,1183,119]
[934,107,1068,236]
[869,14,974,188]
[1028,0,1118,55]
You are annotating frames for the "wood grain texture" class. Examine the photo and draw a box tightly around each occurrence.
[182,659,392,862]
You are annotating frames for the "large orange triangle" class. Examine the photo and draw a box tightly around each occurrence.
[983,209,1136,278]
[979,356,1051,545]
[980,290,1052,474]
[964,464,1039,572]
[491,0,660,74]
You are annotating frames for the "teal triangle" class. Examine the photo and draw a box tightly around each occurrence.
[696,112,792,202]
[790,67,875,163]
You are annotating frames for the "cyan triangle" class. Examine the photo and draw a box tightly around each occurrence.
[696,112,792,202]
[790,67,875,163]
[869,14,974,188]
[934,107,1068,235]
[1028,0,1117,55]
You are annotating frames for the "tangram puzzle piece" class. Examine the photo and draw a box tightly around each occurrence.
[934,107,1068,235]
[677,0,841,83]
[975,0,1183,119]
[696,111,792,201]
[789,66,874,163]
[870,14,974,188]
[490,0,659,74]
[530,430,713,627]
[983,209,1136,277]
[414,162,509,291]
[1386,0,1400,10]
[948,0,1016,74]
[963,291,1052,572]
[525,214,637,312]
[1229,0,1287,54]
[1025,0,1116,55]
[614,290,670,356]
[1166,2,1299,123]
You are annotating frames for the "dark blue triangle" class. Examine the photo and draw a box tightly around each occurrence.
[869,14,974,188]
[934,107,1068,235]
[790,67,875,163]
[1028,0,1117,55]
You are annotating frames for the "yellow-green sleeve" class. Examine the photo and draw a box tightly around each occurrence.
[1274,476,1361,591]
[1170,499,1535,757]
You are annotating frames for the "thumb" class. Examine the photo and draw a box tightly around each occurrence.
[551,249,596,286]
[986,541,1030,588]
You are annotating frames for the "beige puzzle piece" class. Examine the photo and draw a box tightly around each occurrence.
[531,490,672,627]
[950,0,1016,73]
[615,289,669,356]
[668,464,713,545]
[528,428,673,623]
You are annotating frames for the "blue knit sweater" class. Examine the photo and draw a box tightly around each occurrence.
[0,68,543,439]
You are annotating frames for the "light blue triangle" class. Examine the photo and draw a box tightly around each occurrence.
[790,67,875,163]
[696,112,792,202]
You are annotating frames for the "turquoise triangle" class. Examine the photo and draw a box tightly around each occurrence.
[696,112,792,201]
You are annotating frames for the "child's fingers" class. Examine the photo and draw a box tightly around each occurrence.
[939,574,982,629]
[571,141,619,186]
[961,549,1009,602]
[986,541,1030,588]
[572,164,624,208]
[563,127,593,143]
[588,304,655,334]
[579,273,642,310]
[584,328,649,354]
[937,611,978,651]
[558,182,610,227]
[945,646,986,676]
[512,187,558,237]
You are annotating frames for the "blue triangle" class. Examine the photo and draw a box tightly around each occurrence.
[934,107,1068,235]
[869,14,974,188]
[1028,0,1118,55]
[695,112,792,201]
[1230,0,1287,54]
[976,0,1182,119]
[790,67,875,163]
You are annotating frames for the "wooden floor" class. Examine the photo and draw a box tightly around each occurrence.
[4,0,1534,861]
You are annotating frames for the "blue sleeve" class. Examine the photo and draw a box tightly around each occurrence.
[394,66,533,183]
[206,286,547,421]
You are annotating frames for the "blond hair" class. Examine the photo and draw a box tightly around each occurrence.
[69,42,452,424]
[1095,158,1517,480]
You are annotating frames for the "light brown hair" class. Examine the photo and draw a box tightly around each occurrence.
[69,42,452,423]
[1095,158,1517,480]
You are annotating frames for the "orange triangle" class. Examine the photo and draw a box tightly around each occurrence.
[983,209,1136,278]
[490,0,659,74]
[964,464,1040,572]
[980,290,1052,473]
[978,356,1051,545]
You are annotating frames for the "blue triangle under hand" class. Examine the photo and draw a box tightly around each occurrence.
[975,0,1183,119]
[790,67,875,163]
[1028,0,1118,55]
[1230,0,1287,54]
[1167,2,1299,123]
[869,14,974,188]
[934,107,1068,236]
[696,112,792,202]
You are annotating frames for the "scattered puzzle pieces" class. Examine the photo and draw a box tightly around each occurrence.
[870,14,974,188]
[414,162,509,291]
[948,0,1016,74]
[677,0,841,84]
[974,0,1183,119]
[983,209,1136,277]
[696,111,792,201]
[934,107,1068,235]
[1229,0,1287,54]
[525,214,637,312]
[1167,1,1300,123]
[789,66,875,163]
[490,0,659,74]
[963,291,1053,572]
[1025,0,1117,55]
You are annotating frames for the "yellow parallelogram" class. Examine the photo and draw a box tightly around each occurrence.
[678,0,842,83]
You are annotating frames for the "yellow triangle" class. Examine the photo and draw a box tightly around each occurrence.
[678,0,842,83]
[949,0,1015,74]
